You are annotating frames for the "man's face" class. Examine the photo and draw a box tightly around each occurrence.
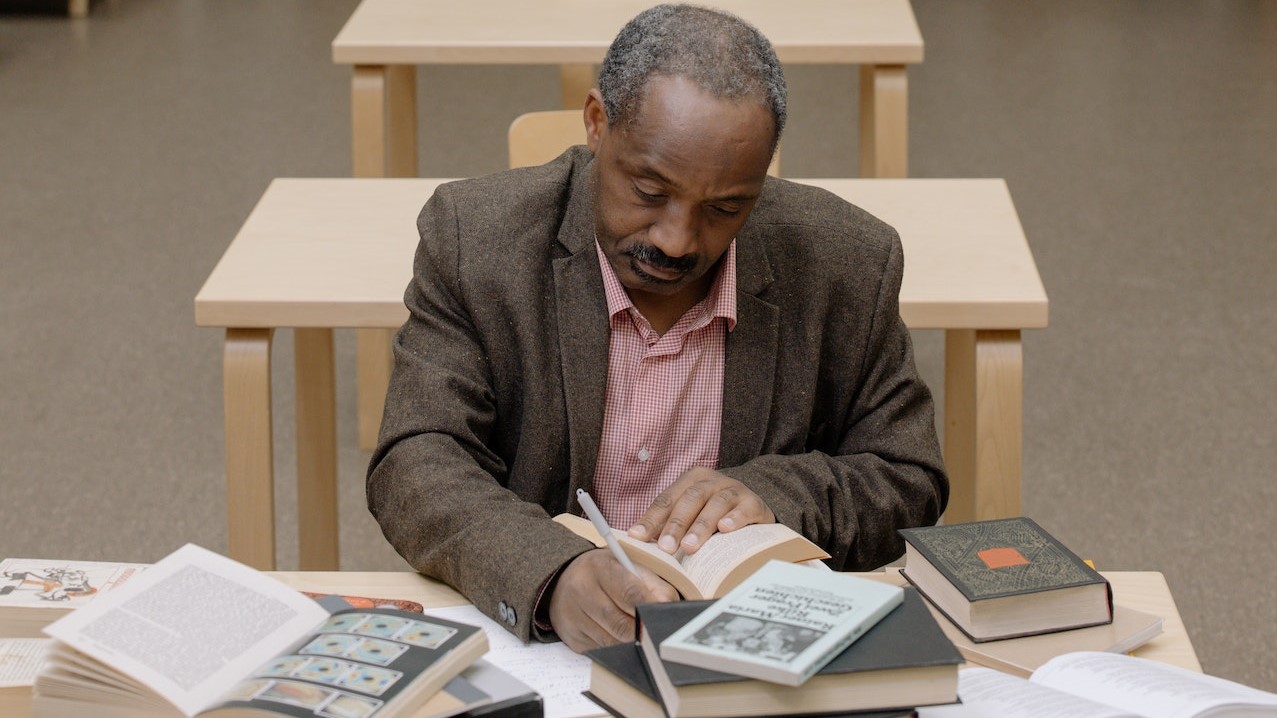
[585,75,775,311]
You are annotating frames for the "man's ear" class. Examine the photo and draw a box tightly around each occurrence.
[584,89,608,153]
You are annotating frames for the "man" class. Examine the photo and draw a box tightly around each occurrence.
[367,4,947,653]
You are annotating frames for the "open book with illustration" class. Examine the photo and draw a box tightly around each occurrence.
[553,514,829,600]
[32,544,488,718]
[922,652,1277,718]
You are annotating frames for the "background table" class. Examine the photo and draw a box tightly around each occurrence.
[195,178,1047,571]
[333,0,926,449]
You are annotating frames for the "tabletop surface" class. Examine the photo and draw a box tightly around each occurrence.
[332,0,924,65]
[195,177,1047,331]
[268,570,1200,674]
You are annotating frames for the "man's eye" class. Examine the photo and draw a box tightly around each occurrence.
[633,186,663,202]
[710,205,741,217]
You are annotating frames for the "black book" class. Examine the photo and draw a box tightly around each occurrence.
[635,589,960,718]
[584,642,918,718]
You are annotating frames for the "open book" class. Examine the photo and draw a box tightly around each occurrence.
[32,544,488,718]
[921,653,1277,717]
[553,514,829,600]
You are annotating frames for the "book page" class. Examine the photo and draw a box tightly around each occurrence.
[42,544,328,717]
[0,638,50,687]
[914,667,1136,718]
[678,524,797,596]
[1032,651,1277,717]
[424,604,595,718]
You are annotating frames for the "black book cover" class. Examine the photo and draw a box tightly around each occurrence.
[636,589,961,689]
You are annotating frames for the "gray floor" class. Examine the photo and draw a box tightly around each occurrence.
[2,0,1274,693]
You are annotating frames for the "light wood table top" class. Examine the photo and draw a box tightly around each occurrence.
[195,178,1045,331]
[332,0,923,66]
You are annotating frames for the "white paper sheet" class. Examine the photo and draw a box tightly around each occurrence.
[424,604,597,718]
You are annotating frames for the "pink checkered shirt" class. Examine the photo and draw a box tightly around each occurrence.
[591,241,738,530]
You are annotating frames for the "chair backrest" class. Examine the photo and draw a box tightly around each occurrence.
[507,109,781,176]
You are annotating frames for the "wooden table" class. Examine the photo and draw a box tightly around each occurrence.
[194,178,1047,571]
[0,571,1200,718]
[333,0,926,448]
[267,570,1200,675]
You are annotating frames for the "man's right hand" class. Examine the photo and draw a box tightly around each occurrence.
[548,549,679,653]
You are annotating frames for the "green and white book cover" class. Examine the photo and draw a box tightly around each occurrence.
[658,560,904,687]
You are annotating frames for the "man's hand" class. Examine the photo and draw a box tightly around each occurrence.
[626,467,775,554]
[548,549,678,653]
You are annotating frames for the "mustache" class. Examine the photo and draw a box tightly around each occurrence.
[624,243,698,273]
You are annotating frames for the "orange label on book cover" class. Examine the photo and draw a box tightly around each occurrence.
[978,547,1029,569]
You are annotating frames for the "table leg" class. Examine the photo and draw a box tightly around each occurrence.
[858,65,908,178]
[943,329,1023,523]
[295,328,339,570]
[223,328,275,570]
[352,65,417,450]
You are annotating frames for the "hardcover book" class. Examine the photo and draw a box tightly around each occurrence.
[898,517,1113,642]
[583,642,916,718]
[554,514,829,600]
[0,558,147,637]
[659,560,903,686]
[635,589,961,718]
[32,544,488,718]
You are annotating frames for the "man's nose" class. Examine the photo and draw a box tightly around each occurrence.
[649,204,699,259]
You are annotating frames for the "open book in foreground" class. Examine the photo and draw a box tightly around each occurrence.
[33,544,488,718]
[919,652,1277,718]
[553,514,829,600]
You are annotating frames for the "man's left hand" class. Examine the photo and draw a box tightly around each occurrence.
[625,467,774,554]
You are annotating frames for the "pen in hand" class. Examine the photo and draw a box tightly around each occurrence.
[576,488,641,577]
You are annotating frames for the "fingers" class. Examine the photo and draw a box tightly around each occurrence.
[548,550,676,653]
[627,468,775,554]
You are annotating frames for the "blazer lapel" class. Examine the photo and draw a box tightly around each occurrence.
[720,230,778,468]
[554,152,609,498]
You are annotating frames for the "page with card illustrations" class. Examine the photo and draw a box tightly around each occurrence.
[42,544,329,717]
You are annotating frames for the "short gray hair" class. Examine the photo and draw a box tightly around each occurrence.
[597,4,787,148]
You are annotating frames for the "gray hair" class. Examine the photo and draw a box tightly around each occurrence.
[597,4,787,148]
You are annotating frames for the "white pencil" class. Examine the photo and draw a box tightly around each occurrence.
[576,488,641,577]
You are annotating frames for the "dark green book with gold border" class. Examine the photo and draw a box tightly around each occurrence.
[898,517,1113,642]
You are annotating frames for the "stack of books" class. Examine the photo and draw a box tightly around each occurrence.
[897,517,1164,676]
[585,561,963,718]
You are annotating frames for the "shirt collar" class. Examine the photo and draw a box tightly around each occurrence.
[594,240,738,332]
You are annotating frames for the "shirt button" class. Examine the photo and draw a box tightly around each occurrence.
[637,448,651,462]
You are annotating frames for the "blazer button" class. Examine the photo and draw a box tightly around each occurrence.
[506,606,517,626]
[497,601,509,623]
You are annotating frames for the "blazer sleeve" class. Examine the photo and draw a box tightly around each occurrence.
[366,184,592,642]
[719,234,949,571]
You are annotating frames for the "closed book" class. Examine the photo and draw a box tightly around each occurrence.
[898,517,1113,642]
[636,589,960,718]
[659,561,904,686]
[583,643,916,718]
[0,558,147,637]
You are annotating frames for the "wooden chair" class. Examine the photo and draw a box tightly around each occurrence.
[507,109,781,175]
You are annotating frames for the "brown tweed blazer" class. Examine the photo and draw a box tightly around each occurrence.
[367,146,946,641]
